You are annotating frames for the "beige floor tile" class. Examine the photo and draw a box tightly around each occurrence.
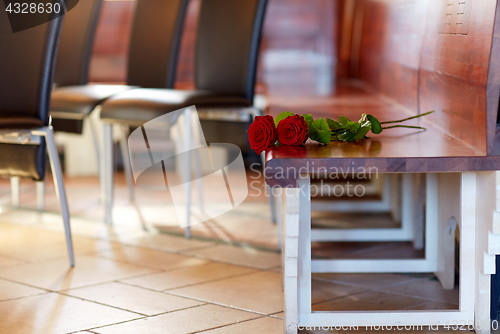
[0,210,141,239]
[114,232,215,253]
[170,271,283,314]
[0,278,47,301]
[377,278,459,304]
[342,242,424,260]
[2,237,117,262]
[65,282,204,316]
[300,328,472,334]
[404,300,459,310]
[0,211,64,228]
[0,255,158,291]
[41,215,144,240]
[0,223,69,253]
[311,211,398,230]
[0,292,139,334]
[312,273,420,289]
[203,316,283,333]
[311,279,367,304]
[0,255,25,268]
[183,244,281,270]
[96,245,207,270]
[93,304,259,334]
[312,290,429,311]
[269,266,282,273]
[270,311,284,319]
[121,262,256,291]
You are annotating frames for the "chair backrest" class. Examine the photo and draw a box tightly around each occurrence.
[126,0,190,89]
[195,0,268,102]
[53,0,103,87]
[0,7,63,127]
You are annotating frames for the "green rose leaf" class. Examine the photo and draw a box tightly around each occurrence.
[302,114,314,132]
[346,121,360,132]
[312,118,329,132]
[338,116,351,126]
[274,111,294,127]
[326,118,341,130]
[367,114,382,134]
[315,129,332,145]
[310,118,331,144]
[338,131,357,142]
[354,124,371,140]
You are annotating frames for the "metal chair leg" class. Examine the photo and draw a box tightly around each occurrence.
[89,108,101,173]
[36,181,44,212]
[194,144,204,213]
[10,177,19,208]
[184,109,192,239]
[101,123,114,224]
[119,125,135,202]
[33,127,74,267]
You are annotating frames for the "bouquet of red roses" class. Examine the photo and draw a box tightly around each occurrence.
[248,111,434,155]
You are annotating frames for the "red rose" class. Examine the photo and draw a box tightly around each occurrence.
[277,115,308,146]
[248,115,277,155]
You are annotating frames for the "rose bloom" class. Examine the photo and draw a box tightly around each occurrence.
[248,115,277,155]
[277,115,308,146]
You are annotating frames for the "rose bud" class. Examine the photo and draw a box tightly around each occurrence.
[277,115,309,146]
[248,115,277,155]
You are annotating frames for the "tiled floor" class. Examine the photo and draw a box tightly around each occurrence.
[0,174,462,333]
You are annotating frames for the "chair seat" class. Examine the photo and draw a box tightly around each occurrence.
[100,88,252,126]
[0,118,44,129]
[0,142,46,180]
[50,84,134,120]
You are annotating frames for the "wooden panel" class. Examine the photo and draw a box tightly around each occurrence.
[419,0,497,154]
[487,0,500,155]
[440,0,471,35]
[356,0,428,113]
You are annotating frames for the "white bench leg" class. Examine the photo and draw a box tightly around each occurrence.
[10,176,19,208]
[475,171,498,334]
[282,173,476,330]
[36,181,44,212]
[284,186,299,333]
[284,176,312,333]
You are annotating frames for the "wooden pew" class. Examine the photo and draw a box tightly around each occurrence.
[265,0,500,333]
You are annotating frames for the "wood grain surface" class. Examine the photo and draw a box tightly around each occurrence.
[266,0,500,186]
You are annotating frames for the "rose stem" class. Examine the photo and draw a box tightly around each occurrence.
[380,110,435,124]
[382,125,427,130]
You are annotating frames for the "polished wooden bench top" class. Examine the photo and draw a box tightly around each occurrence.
[264,88,500,187]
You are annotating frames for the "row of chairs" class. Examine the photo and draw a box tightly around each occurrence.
[0,0,269,266]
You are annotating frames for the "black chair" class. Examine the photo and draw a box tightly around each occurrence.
[0,8,74,266]
[99,0,269,226]
[49,0,190,204]
[18,0,109,211]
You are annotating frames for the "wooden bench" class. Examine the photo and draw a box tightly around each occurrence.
[265,0,500,332]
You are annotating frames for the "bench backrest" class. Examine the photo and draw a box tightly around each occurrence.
[346,0,499,155]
